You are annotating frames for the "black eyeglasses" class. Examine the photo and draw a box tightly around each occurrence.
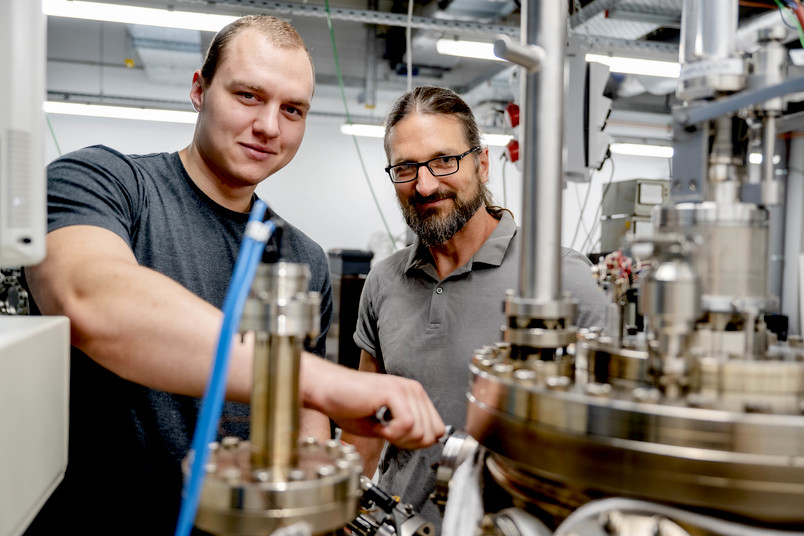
[385,147,481,183]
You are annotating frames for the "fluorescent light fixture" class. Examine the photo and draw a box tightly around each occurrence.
[585,53,680,79]
[609,142,674,158]
[42,0,236,32]
[481,134,514,147]
[340,123,385,138]
[436,39,505,62]
[341,124,513,147]
[44,101,198,124]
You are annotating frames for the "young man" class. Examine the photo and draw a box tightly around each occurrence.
[24,16,443,535]
[343,86,608,531]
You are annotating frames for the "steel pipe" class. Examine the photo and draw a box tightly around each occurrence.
[517,0,567,302]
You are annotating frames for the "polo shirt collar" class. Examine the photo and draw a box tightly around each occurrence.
[403,211,517,278]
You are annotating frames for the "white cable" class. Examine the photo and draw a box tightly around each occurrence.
[580,158,615,254]
[570,179,593,250]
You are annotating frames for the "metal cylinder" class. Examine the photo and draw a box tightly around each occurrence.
[250,332,302,475]
[194,262,358,536]
[679,0,737,64]
[754,27,789,115]
[517,0,566,302]
[678,0,702,64]
[655,203,775,313]
[678,0,743,100]
[194,437,363,536]
[245,262,319,476]
[363,1,377,110]
[763,114,777,186]
[465,352,804,527]
[639,255,701,336]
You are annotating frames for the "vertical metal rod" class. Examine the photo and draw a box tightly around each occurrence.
[518,0,567,301]
[679,0,700,65]
[250,334,301,479]
[680,0,738,63]
[762,115,776,185]
[247,263,310,480]
[363,0,377,109]
[700,0,738,62]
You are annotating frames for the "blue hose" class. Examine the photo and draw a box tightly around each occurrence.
[174,200,272,536]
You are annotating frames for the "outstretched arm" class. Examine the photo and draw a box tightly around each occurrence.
[28,225,443,450]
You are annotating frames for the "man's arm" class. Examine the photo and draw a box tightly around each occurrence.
[299,409,332,443]
[302,350,443,451]
[340,351,388,477]
[26,225,255,402]
[28,225,442,448]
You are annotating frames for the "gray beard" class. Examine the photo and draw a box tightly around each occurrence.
[399,182,485,247]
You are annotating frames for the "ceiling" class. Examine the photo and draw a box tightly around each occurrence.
[45,0,793,129]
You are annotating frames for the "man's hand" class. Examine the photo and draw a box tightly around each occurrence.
[300,353,445,449]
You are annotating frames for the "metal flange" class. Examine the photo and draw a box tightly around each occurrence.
[192,437,363,535]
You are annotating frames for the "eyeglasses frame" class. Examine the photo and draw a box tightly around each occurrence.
[385,146,482,184]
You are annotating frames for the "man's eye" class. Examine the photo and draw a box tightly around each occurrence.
[238,92,256,101]
[430,157,454,169]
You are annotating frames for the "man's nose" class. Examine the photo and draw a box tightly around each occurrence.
[253,106,281,138]
[415,166,440,197]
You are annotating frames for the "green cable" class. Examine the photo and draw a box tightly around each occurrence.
[775,0,804,48]
[45,112,62,156]
[324,0,399,252]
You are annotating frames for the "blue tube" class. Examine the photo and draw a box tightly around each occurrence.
[174,200,271,536]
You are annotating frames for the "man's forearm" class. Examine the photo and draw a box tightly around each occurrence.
[342,432,385,477]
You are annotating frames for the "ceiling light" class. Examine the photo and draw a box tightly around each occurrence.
[42,0,236,32]
[609,142,674,158]
[436,39,506,62]
[340,124,385,138]
[341,124,513,147]
[44,102,198,124]
[585,53,680,78]
[481,134,514,147]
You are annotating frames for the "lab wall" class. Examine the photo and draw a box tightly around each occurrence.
[44,112,671,258]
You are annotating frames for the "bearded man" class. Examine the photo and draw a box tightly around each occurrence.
[341,86,609,533]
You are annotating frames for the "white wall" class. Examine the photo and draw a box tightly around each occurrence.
[44,112,670,257]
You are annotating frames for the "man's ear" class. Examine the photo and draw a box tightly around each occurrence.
[190,70,204,112]
[479,147,491,184]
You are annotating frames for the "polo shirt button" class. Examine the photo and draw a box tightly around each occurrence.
[436,287,443,294]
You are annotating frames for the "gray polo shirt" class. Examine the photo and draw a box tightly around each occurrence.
[353,211,608,529]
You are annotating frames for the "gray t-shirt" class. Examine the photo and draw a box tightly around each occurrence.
[25,145,332,535]
[353,211,608,531]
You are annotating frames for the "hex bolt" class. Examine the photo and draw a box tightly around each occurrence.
[546,375,571,391]
[633,387,661,404]
[288,468,306,481]
[221,436,240,449]
[585,382,613,398]
[317,464,336,478]
[599,510,624,535]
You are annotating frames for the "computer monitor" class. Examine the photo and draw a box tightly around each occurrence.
[0,0,47,269]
